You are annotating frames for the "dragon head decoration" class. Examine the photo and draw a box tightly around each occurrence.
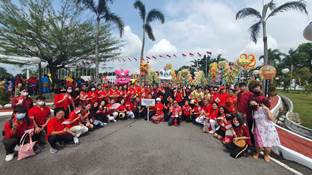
[115,69,131,85]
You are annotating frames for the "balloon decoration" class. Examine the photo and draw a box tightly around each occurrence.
[237,53,256,70]
[259,65,277,80]
[115,69,131,85]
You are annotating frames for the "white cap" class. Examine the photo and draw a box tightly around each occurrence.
[156,98,161,102]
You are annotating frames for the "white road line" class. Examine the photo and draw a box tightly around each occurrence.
[270,157,303,175]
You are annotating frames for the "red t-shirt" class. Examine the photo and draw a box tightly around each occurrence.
[54,93,71,110]
[225,95,237,114]
[68,111,81,127]
[125,102,134,111]
[155,102,164,115]
[28,106,51,126]
[47,117,66,137]
[234,124,252,145]
[171,106,182,117]
[182,105,192,117]
[237,91,254,117]
[88,91,98,104]
[218,93,228,107]
[175,91,183,103]
[192,106,202,117]
[208,109,219,120]
[3,117,34,139]
[117,105,126,112]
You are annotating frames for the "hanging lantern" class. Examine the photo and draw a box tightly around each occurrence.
[259,65,277,80]
[303,22,312,41]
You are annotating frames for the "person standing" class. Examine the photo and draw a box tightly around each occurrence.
[249,99,280,162]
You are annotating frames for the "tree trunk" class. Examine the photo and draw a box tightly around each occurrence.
[48,65,57,90]
[95,17,100,83]
[262,21,269,65]
[38,63,42,95]
[140,24,146,84]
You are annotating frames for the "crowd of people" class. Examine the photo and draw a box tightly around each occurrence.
[2,80,280,163]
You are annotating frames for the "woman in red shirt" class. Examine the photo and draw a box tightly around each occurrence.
[47,108,78,154]
[2,106,34,161]
[168,101,182,126]
[151,98,164,124]
[182,100,192,122]
[225,88,237,114]
[54,87,73,118]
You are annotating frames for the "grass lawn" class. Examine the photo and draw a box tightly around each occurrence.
[278,91,312,129]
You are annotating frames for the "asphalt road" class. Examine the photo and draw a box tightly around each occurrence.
[0,119,310,175]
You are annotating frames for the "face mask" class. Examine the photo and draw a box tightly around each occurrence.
[16,113,26,120]
[37,101,45,106]
[67,89,72,93]
[234,123,240,127]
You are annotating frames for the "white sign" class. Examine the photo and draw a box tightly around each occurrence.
[141,99,155,107]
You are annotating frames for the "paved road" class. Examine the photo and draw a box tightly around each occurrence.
[0,119,309,175]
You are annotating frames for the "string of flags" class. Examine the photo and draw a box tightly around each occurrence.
[112,50,212,63]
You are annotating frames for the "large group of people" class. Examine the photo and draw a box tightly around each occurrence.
[2,80,280,163]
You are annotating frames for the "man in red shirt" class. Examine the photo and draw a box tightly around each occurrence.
[2,106,34,161]
[151,98,164,124]
[191,101,202,124]
[125,99,135,119]
[12,88,33,111]
[47,108,78,154]
[117,99,127,120]
[28,96,51,145]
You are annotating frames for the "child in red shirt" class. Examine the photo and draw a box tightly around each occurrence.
[182,101,192,122]
[168,101,182,126]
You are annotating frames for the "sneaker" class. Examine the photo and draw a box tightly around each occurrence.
[5,154,14,162]
[73,137,79,144]
[113,119,117,123]
[50,148,58,154]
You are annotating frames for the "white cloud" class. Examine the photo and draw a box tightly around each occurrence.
[243,35,278,55]
[120,26,142,56]
[147,39,177,55]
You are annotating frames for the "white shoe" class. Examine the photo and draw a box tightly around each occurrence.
[50,148,58,154]
[73,137,79,144]
[5,154,14,162]
[113,119,117,123]
[103,123,108,126]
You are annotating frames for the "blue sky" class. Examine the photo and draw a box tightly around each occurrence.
[2,0,312,75]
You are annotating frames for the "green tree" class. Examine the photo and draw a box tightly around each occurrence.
[76,0,124,82]
[0,0,121,85]
[294,67,312,85]
[236,0,307,65]
[259,49,284,66]
[134,0,165,65]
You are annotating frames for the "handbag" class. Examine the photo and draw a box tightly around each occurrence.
[233,137,247,148]
[17,129,37,160]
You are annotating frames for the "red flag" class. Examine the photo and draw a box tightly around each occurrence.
[133,57,137,61]
[206,51,212,55]
[189,53,194,57]
[159,55,163,58]
[197,52,202,57]
[182,53,187,57]
[173,54,177,57]
[122,58,126,62]
[152,56,157,59]
[146,56,151,60]
[167,54,171,58]
[128,57,132,61]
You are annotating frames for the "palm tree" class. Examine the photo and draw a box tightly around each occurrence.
[259,49,285,66]
[236,0,307,65]
[76,0,124,82]
[134,0,165,67]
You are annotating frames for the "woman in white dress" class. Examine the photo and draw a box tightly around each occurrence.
[249,98,280,162]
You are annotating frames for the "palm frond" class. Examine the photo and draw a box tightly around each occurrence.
[146,9,165,24]
[98,0,109,15]
[104,13,124,37]
[267,0,276,10]
[248,21,261,43]
[134,0,146,21]
[267,0,308,19]
[144,24,155,41]
[77,0,98,13]
[235,8,261,20]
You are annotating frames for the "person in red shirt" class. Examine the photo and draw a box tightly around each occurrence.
[87,86,98,105]
[106,99,117,122]
[11,88,33,111]
[151,98,164,124]
[168,101,182,126]
[79,84,89,106]
[206,102,219,133]
[191,101,202,124]
[214,106,229,140]
[54,87,74,118]
[174,88,184,106]
[218,86,228,107]
[182,100,192,122]
[2,106,35,161]
[117,99,127,120]
[125,99,135,119]
[225,114,251,159]
[28,96,51,145]
[237,82,254,119]
[225,88,237,114]
[47,108,78,154]
[68,108,89,138]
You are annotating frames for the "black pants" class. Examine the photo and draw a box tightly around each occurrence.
[168,117,181,126]
[225,142,249,159]
[32,130,47,146]
[182,115,192,122]
[95,113,108,123]
[2,137,19,155]
[48,134,74,149]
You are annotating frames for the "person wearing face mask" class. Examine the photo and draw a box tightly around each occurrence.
[54,87,73,118]
[249,98,280,163]
[28,96,51,146]
[2,106,35,161]
[79,84,89,106]
[87,86,98,105]
[12,88,33,111]
[224,114,251,159]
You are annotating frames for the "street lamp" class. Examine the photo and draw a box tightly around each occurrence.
[303,22,312,41]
